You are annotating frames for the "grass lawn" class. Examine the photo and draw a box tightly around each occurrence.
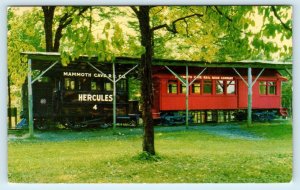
[8,120,292,183]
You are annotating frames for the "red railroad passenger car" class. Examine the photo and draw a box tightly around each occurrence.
[151,66,287,123]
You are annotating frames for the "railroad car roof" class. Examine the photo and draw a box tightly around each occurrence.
[21,52,292,70]
[152,66,287,79]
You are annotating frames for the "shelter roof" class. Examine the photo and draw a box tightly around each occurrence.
[21,52,292,70]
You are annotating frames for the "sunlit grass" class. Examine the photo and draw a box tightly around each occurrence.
[8,121,292,183]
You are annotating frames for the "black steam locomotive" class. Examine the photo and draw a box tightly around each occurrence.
[20,60,140,129]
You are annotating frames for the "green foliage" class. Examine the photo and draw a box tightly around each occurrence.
[59,7,144,64]
[252,6,292,61]
[151,6,223,61]
[9,6,292,66]
[7,7,45,110]
[148,6,292,62]
[281,77,293,114]
[128,77,141,100]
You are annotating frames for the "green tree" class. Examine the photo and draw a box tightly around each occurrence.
[7,7,44,110]
[129,5,292,155]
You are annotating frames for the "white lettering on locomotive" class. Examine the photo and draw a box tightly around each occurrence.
[118,74,126,79]
[78,94,113,102]
[63,72,92,77]
[63,72,126,79]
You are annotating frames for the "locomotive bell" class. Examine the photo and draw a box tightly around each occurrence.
[40,98,47,104]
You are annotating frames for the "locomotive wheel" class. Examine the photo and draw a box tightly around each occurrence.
[70,123,87,129]
[35,119,48,130]
[62,119,87,129]
[100,123,112,129]
[62,119,73,128]
[128,119,137,127]
[162,120,170,126]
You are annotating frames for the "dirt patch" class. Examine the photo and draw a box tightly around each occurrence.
[8,124,262,142]
[194,125,263,140]
[155,124,263,140]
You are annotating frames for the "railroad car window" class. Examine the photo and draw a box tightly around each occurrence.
[180,84,187,94]
[226,80,236,94]
[259,81,267,95]
[105,82,113,91]
[206,111,212,122]
[64,78,75,90]
[91,79,102,91]
[79,78,90,91]
[117,79,127,91]
[203,80,212,94]
[268,81,276,95]
[192,82,201,94]
[167,80,178,94]
[216,80,225,94]
[37,76,50,83]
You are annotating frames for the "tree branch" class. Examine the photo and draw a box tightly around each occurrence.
[211,6,257,36]
[151,13,204,33]
[151,23,176,33]
[53,7,89,51]
[184,19,189,36]
[213,6,232,22]
[130,6,139,15]
[271,6,292,32]
[152,6,165,16]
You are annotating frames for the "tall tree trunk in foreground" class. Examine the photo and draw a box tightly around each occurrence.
[132,6,155,155]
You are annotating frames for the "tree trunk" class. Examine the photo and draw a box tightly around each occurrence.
[136,6,155,155]
[53,26,63,52]
[53,7,89,52]
[42,6,56,52]
[42,7,89,52]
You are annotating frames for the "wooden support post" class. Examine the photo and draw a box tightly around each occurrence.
[247,67,252,127]
[25,59,59,135]
[233,67,259,126]
[14,108,17,127]
[112,62,117,133]
[185,65,189,129]
[165,66,207,128]
[8,75,12,129]
[27,59,34,137]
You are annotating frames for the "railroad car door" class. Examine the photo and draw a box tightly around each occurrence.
[238,79,248,108]
[152,77,161,119]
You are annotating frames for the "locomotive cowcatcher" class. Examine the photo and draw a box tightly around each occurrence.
[20,53,140,129]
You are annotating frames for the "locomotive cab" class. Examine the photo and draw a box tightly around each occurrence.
[20,59,140,129]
